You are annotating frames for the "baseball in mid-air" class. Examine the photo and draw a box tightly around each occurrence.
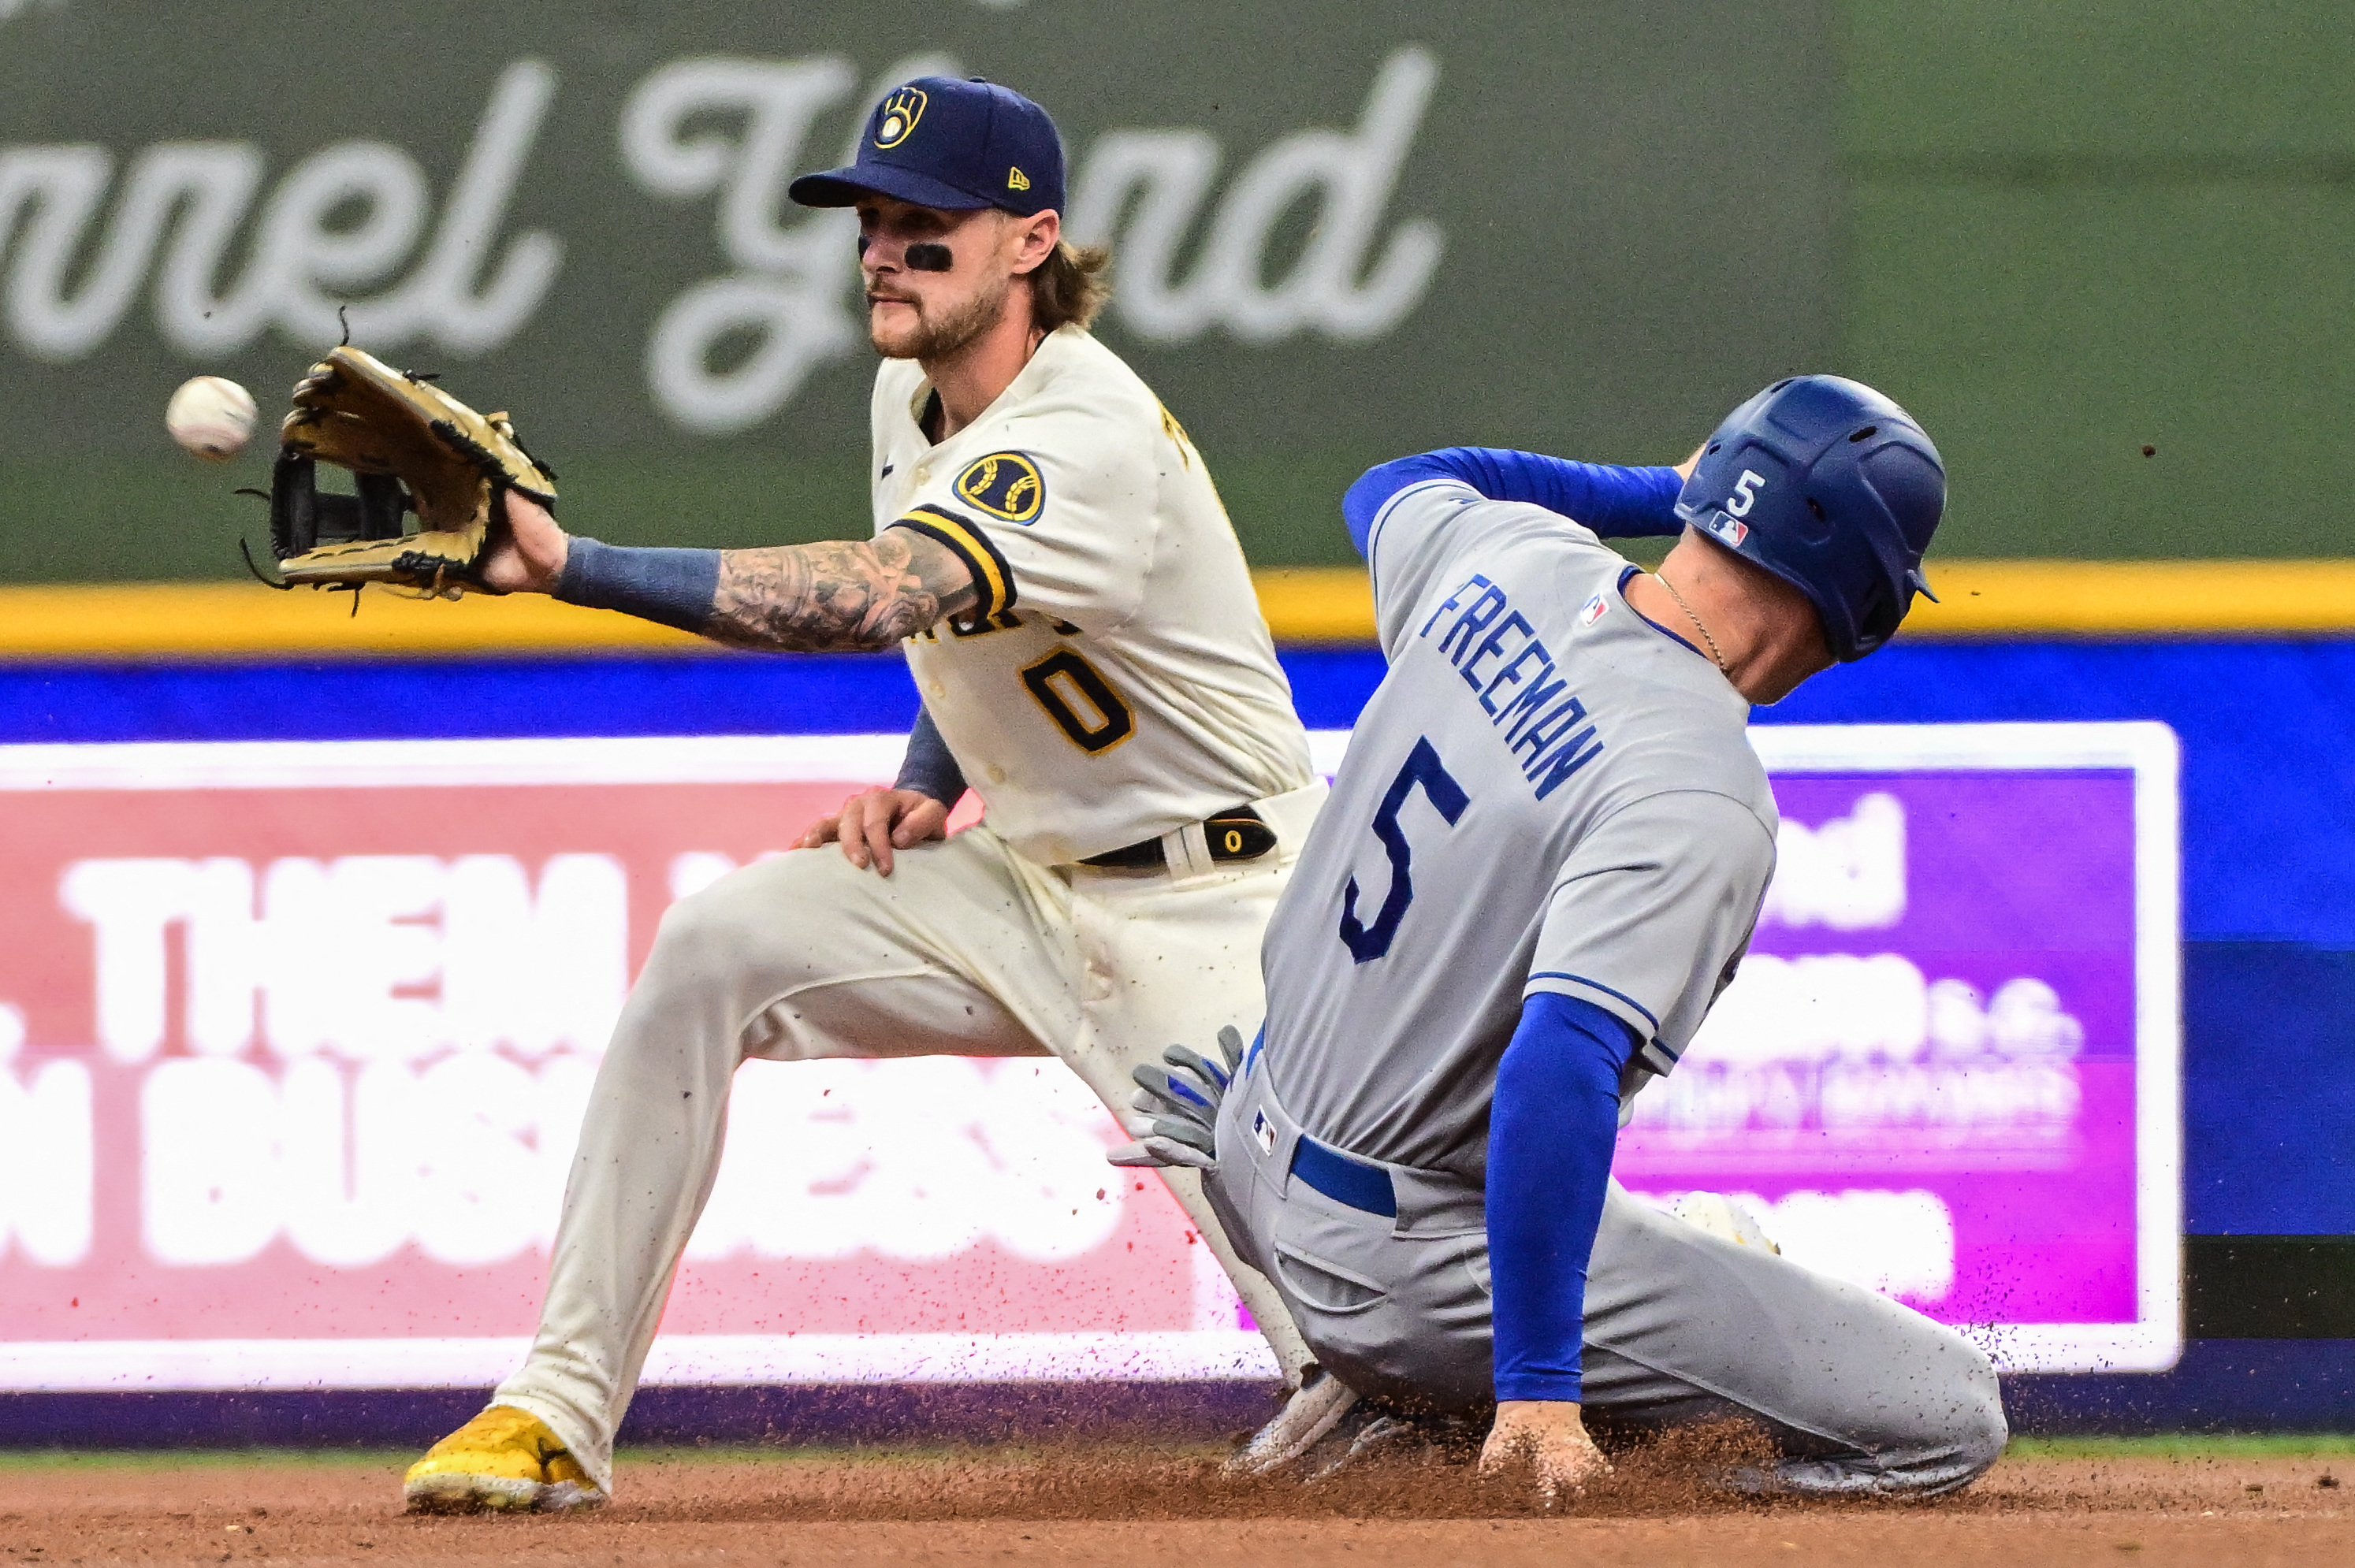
[165,375,258,463]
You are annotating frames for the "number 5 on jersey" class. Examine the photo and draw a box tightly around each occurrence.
[1339,738,1469,962]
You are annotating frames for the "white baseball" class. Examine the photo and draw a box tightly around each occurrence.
[166,375,259,463]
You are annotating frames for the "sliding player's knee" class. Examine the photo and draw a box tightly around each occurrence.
[1944,1356,2010,1485]
[1887,1332,2007,1494]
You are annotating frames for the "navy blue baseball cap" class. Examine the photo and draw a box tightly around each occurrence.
[789,76,1066,217]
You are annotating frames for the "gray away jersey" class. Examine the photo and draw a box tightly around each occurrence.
[1259,479,1779,1179]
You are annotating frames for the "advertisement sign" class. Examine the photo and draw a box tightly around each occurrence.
[0,0,1833,573]
[1621,723,2182,1372]
[0,721,2176,1389]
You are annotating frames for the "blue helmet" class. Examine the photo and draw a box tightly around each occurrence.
[1673,375,1945,662]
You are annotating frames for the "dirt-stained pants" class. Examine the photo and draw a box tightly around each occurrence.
[494,787,1324,1493]
[1211,1062,2008,1497]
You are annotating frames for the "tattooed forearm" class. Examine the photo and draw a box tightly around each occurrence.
[705,531,978,652]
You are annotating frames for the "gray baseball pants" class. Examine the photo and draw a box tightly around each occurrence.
[1208,1063,2008,1497]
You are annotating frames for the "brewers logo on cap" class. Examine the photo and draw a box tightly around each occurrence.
[955,451,1045,523]
[874,87,927,149]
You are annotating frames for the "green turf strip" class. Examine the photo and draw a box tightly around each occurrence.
[2003,1435,2355,1459]
[2,1434,2353,1470]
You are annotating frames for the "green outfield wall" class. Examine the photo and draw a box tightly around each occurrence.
[1840,2,2355,561]
[0,1,2338,581]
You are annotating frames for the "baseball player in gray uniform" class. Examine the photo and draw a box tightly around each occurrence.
[1119,376,2009,1503]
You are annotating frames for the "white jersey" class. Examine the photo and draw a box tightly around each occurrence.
[872,325,1311,864]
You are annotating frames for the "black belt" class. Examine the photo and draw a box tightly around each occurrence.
[1079,806,1277,871]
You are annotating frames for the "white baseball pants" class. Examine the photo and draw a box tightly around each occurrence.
[493,785,1325,1492]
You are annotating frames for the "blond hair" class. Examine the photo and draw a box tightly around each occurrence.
[1025,240,1112,333]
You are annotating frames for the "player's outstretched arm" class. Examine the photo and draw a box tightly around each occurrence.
[481,492,980,652]
[705,533,978,651]
[1482,991,1634,1504]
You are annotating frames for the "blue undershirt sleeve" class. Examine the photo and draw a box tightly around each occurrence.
[1343,449,1684,558]
[1487,990,1640,1404]
[893,704,968,807]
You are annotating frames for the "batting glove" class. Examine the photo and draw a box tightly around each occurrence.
[1107,1025,1245,1170]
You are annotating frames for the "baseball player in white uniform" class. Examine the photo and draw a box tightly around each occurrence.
[1120,378,2009,1503]
[400,76,1328,1511]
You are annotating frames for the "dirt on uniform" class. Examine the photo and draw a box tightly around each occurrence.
[2,1440,2350,1567]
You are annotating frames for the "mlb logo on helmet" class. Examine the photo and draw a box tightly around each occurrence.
[789,76,1067,218]
[1671,374,1947,663]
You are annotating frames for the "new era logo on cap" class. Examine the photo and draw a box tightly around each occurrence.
[789,76,1066,217]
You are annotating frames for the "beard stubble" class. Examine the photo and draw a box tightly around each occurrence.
[869,269,1013,362]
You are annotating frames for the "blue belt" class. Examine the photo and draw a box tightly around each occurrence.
[1289,1134,1398,1219]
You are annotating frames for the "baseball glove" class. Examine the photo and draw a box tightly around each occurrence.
[262,346,556,597]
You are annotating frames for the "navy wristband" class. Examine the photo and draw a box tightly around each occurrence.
[554,537,723,636]
[895,705,969,805]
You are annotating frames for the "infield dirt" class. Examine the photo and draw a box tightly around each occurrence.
[2,1440,2350,1566]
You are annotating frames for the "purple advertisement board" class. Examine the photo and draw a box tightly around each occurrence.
[1613,723,2182,1373]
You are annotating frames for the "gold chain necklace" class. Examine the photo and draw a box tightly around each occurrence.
[1654,572,1728,674]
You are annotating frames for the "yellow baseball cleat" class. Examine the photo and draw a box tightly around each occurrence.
[402,1406,605,1514]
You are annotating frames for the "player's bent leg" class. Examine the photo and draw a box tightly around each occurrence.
[1058,843,1320,1392]
[1580,1183,2007,1498]
[1206,1058,1497,1477]
[471,830,1070,1501]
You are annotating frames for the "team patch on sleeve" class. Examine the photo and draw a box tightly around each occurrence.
[953,451,1046,523]
[892,503,1018,620]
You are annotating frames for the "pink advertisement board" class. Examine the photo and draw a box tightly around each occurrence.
[0,723,2178,1389]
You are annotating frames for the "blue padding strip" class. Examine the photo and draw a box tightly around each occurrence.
[1289,1135,1398,1218]
[0,653,928,742]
